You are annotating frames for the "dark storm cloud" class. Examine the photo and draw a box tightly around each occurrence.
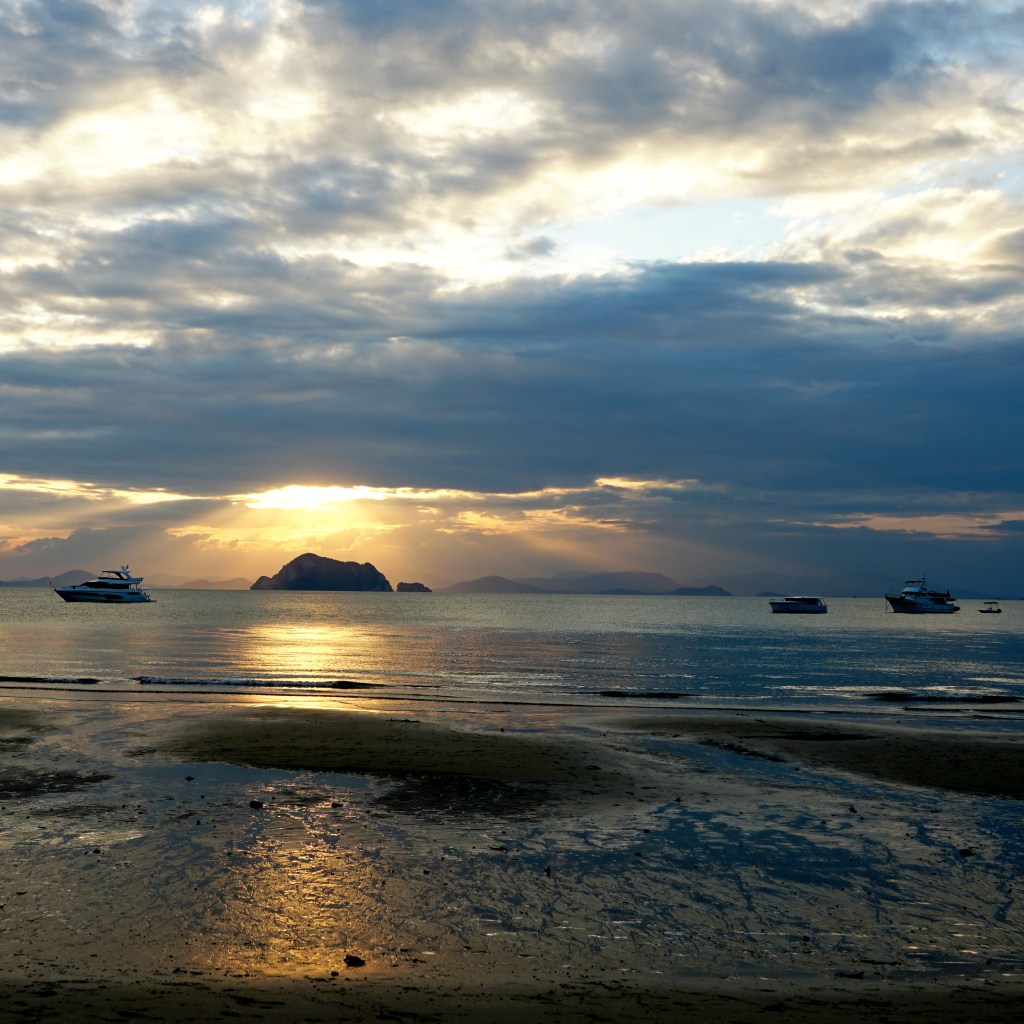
[985,228,1024,267]
[290,0,1003,171]
[504,236,557,260]
[3,256,1021,507]
[986,520,1024,535]
[0,1,118,126]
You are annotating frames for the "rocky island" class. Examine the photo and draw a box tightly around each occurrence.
[250,553,392,591]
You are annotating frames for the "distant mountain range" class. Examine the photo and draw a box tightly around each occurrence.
[0,571,253,590]
[438,569,1003,598]
[171,578,254,590]
[440,571,731,595]
[702,570,997,600]
[0,570,94,588]
[0,566,1003,598]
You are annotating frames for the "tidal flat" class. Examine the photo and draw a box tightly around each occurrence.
[1,690,1023,1022]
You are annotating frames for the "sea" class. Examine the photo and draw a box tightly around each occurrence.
[1,589,1022,719]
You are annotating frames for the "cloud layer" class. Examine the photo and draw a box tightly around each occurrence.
[1,1,1022,590]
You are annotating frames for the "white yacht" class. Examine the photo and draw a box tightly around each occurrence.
[54,565,152,603]
[769,596,827,614]
[884,578,959,614]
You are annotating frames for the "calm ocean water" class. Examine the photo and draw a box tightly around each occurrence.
[1,589,1022,716]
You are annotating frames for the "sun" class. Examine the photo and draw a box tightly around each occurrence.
[238,485,389,512]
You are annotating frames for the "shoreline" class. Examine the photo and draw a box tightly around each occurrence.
[0,976,1023,1023]
[2,695,1023,1020]
[4,675,1024,725]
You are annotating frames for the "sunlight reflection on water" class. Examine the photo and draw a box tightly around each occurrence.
[1,590,1022,712]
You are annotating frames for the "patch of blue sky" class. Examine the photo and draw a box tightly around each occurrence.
[549,198,785,267]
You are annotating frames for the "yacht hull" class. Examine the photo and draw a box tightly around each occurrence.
[55,589,150,603]
[884,597,959,613]
[769,597,827,613]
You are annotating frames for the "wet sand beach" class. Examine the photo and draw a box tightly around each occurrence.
[1,692,1023,1021]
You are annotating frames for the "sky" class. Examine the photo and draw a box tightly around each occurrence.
[1,0,1023,592]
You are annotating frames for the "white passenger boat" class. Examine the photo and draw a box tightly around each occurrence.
[884,578,959,613]
[54,565,152,603]
[769,596,827,614]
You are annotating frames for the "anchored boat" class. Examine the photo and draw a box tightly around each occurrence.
[884,578,959,614]
[769,596,827,614]
[54,565,152,603]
